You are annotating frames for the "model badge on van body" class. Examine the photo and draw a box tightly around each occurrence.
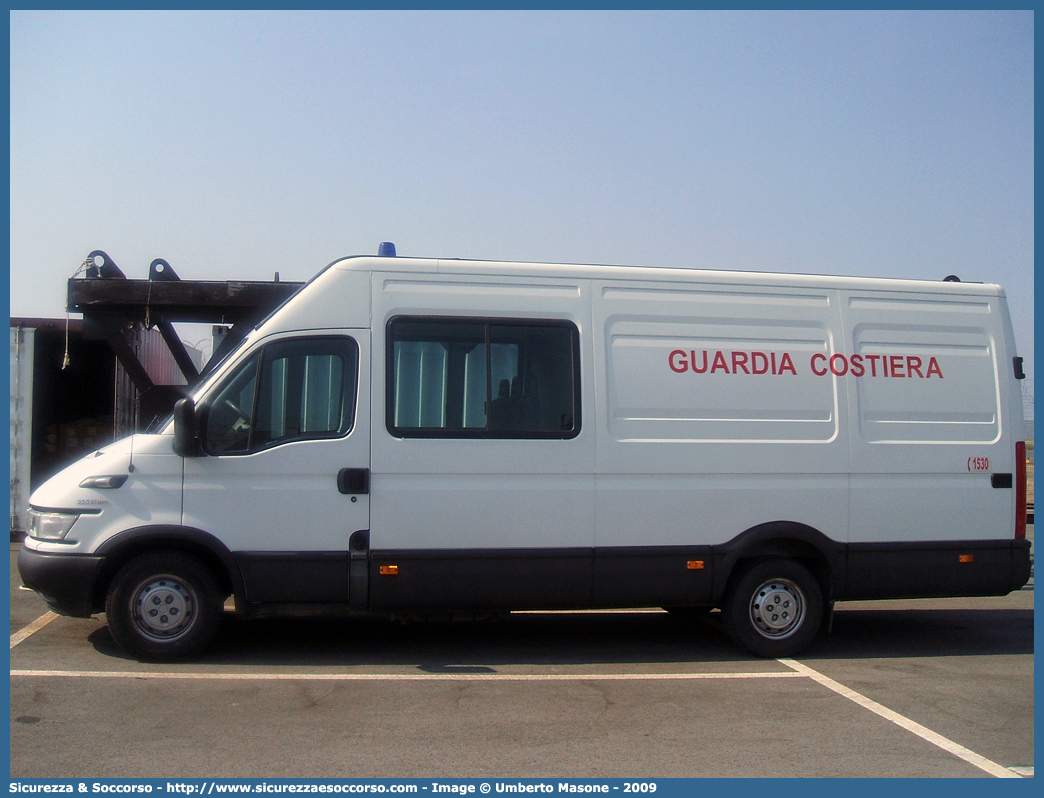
[17,244,1032,660]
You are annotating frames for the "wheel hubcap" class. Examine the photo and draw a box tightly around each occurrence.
[749,578,805,639]
[131,575,196,641]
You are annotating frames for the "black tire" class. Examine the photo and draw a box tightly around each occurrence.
[721,559,823,658]
[105,552,223,661]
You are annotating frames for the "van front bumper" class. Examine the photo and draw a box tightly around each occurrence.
[18,545,105,618]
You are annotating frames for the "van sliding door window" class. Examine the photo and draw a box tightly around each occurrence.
[203,337,358,454]
[388,318,580,439]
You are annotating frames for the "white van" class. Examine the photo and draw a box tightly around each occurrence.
[19,248,1031,659]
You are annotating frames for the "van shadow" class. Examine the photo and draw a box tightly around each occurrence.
[88,605,1034,667]
[90,610,737,666]
[801,606,1034,660]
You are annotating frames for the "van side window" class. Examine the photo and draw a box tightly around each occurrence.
[388,318,580,438]
[203,337,358,454]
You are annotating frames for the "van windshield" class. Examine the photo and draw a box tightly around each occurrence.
[150,328,263,434]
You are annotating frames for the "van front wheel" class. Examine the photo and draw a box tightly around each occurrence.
[721,559,823,658]
[105,552,223,661]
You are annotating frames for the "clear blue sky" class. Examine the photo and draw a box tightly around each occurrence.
[9,10,1035,405]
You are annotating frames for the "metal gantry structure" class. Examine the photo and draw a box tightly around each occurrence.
[67,250,305,425]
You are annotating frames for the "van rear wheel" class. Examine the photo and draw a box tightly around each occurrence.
[105,552,223,661]
[721,559,823,658]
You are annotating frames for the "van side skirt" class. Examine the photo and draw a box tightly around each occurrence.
[235,551,348,604]
[368,547,593,611]
[227,539,1030,614]
[367,545,729,611]
[841,539,1031,600]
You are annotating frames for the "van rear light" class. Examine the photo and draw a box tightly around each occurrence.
[1015,441,1027,539]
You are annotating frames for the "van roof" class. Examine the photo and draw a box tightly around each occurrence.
[325,254,1005,297]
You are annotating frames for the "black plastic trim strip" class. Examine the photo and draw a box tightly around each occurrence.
[842,538,1031,600]
[365,537,1029,613]
[17,547,105,618]
[235,551,349,604]
[40,531,1028,620]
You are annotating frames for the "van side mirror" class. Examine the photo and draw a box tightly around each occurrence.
[173,397,203,457]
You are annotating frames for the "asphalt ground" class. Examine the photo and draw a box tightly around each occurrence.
[9,537,1034,779]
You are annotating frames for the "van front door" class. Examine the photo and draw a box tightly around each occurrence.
[182,332,370,607]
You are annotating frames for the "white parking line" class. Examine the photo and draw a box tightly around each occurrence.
[9,669,803,681]
[780,658,1021,778]
[7,614,1024,778]
[10,611,57,649]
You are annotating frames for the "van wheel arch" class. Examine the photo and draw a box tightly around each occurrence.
[91,526,241,614]
[712,521,841,608]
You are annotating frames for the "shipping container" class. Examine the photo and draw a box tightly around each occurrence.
[9,318,199,537]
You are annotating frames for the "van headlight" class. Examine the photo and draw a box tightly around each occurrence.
[26,509,79,541]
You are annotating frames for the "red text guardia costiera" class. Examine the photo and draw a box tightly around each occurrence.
[668,350,944,379]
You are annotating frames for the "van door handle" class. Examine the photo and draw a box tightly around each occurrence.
[337,468,370,495]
